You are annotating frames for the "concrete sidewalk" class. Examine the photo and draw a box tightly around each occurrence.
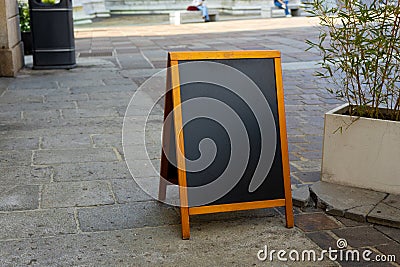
[0,17,399,266]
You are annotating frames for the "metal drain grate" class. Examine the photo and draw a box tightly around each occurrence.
[79,51,113,57]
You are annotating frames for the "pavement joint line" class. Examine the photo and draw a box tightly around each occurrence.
[140,50,155,69]
[375,226,400,245]
[365,194,389,218]
[74,208,83,233]
[50,167,55,183]
[107,180,118,204]
[330,217,346,228]
[112,147,123,161]
[38,185,43,209]
[30,150,35,165]
[89,134,96,148]
[59,109,64,119]
[367,246,386,255]
[326,230,343,243]
[38,137,43,150]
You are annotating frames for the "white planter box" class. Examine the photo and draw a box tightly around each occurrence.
[321,103,400,194]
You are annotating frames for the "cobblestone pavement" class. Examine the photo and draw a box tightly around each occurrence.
[0,17,399,266]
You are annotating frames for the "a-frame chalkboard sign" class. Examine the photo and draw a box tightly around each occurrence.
[159,51,294,239]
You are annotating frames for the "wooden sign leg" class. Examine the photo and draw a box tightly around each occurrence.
[275,56,294,229]
[180,207,190,239]
[169,60,191,239]
[285,201,294,228]
[158,146,169,201]
[159,75,174,202]
[158,175,168,201]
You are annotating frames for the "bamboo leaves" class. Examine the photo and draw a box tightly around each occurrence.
[306,0,400,120]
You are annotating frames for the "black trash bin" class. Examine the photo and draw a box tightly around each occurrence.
[28,0,76,69]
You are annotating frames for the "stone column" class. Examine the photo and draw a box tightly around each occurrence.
[0,0,24,77]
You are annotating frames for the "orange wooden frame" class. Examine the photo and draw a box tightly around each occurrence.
[159,50,294,239]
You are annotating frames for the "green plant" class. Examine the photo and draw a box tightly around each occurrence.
[41,0,56,4]
[306,0,400,121]
[18,1,30,32]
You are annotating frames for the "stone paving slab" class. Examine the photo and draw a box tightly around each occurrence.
[87,91,135,101]
[295,213,341,232]
[76,99,131,109]
[45,92,89,102]
[375,225,400,243]
[331,226,393,248]
[119,68,164,78]
[0,93,44,104]
[121,145,161,161]
[0,137,39,150]
[123,159,159,178]
[310,181,387,217]
[53,117,124,129]
[384,194,400,209]
[375,243,400,265]
[292,185,311,207]
[41,134,93,149]
[0,101,76,113]
[0,166,52,186]
[0,208,77,240]
[0,185,40,211]
[77,201,178,232]
[305,231,338,250]
[0,150,32,167]
[335,216,368,227]
[41,181,115,208]
[59,78,106,88]
[337,248,388,267]
[0,123,122,139]
[53,161,131,182]
[91,133,126,147]
[309,182,400,230]
[368,203,400,229]
[33,148,119,165]
[111,179,154,203]
[6,79,58,90]
[1,89,68,104]
[0,217,334,266]
[70,84,137,95]
[345,205,376,222]
[62,108,120,119]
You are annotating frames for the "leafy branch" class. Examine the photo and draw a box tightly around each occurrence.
[306,0,400,120]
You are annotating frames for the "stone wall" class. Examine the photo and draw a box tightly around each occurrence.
[0,0,24,77]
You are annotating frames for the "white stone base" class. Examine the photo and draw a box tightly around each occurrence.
[321,103,400,194]
[73,0,110,24]
[222,6,261,15]
[169,10,219,25]
[73,5,93,24]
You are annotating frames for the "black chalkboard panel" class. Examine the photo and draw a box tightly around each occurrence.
[159,51,293,239]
